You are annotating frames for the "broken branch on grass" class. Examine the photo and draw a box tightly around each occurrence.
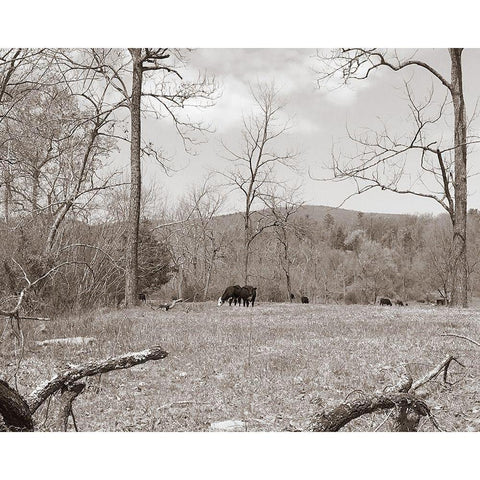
[310,393,440,432]
[411,354,460,390]
[310,354,461,432]
[441,333,480,348]
[27,345,169,413]
[0,344,169,431]
[149,298,185,311]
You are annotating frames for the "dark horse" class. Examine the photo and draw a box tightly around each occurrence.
[239,285,257,307]
[218,285,242,306]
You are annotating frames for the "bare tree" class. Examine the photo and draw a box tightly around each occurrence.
[221,83,297,284]
[156,176,226,300]
[98,48,217,307]
[317,48,471,307]
[261,186,303,301]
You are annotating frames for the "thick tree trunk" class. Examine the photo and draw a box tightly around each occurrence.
[310,393,431,432]
[0,379,34,431]
[449,48,468,307]
[125,49,143,307]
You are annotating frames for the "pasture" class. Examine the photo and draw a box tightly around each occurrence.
[4,302,480,432]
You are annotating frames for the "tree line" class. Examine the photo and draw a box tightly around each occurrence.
[0,48,477,314]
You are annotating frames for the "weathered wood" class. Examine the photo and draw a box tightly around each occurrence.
[36,337,96,347]
[411,354,456,391]
[0,379,34,431]
[55,382,86,432]
[310,393,433,432]
[150,298,184,311]
[27,345,168,413]
[441,333,480,348]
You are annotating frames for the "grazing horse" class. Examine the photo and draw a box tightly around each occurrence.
[218,285,242,306]
[239,285,257,307]
[301,296,309,304]
[379,297,392,306]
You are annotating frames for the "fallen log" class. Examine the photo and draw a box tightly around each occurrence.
[36,337,96,347]
[310,354,459,432]
[310,393,434,432]
[150,298,184,311]
[0,344,168,431]
[28,345,169,413]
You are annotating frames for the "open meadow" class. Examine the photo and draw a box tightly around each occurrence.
[3,302,480,432]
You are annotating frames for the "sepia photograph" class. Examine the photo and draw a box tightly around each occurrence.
[1,1,480,477]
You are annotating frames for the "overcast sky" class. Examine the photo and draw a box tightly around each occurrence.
[117,48,480,216]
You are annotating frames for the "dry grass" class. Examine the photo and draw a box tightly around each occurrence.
[2,302,480,432]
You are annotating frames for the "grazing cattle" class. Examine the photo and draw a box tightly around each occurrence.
[239,285,257,307]
[138,293,147,304]
[379,297,392,306]
[395,300,404,306]
[436,298,446,306]
[301,296,309,304]
[218,285,242,306]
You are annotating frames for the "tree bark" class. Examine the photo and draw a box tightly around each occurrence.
[125,49,143,307]
[449,48,468,307]
[244,218,250,284]
[27,345,168,414]
[0,380,34,431]
[310,393,431,432]
[55,382,86,432]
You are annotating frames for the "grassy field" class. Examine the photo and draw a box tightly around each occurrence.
[2,302,480,432]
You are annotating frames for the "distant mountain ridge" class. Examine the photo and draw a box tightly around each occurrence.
[212,204,430,229]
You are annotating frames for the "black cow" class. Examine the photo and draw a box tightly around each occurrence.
[380,297,392,306]
[395,300,404,306]
[436,298,446,306]
[138,293,147,304]
[218,285,242,306]
[239,285,257,307]
[290,293,295,301]
[301,296,309,304]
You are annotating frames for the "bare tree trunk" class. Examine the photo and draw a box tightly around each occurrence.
[244,220,250,284]
[3,166,11,225]
[286,271,292,302]
[125,48,143,307]
[31,168,40,214]
[203,249,216,301]
[449,48,468,307]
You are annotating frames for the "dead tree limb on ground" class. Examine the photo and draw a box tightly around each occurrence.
[55,382,86,432]
[150,298,185,311]
[27,345,168,414]
[310,393,438,432]
[411,354,464,390]
[0,345,168,431]
[310,354,461,432]
[0,379,34,431]
[441,333,480,348]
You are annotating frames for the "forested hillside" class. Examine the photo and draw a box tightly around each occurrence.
[152,204,480,305]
